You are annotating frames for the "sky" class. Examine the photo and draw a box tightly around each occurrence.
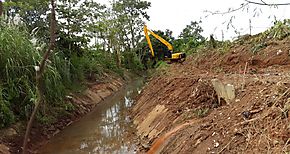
[98,0,290,40]
[145,0,290,40]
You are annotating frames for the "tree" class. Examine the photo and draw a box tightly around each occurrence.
[57,0,89,55]
[3,0,50,39]
[56,0,109,56]
[138,29,175,64]
[22,0,56,153]
[179,21,205,43]
[112,0,151,50]
[176,21,205,51]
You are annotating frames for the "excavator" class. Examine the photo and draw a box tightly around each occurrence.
[143,25,186,62]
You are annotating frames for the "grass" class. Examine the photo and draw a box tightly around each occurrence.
[0,21,125,128]
[0,23,42,127]
[194,108,209,118]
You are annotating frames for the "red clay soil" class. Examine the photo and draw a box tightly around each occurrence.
[0,75,124,154]
[131,39,290,153]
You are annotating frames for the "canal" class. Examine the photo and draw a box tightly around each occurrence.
[39,78,144,154]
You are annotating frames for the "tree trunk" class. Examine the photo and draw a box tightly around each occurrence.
[22,0,56,153]
[115,43,121,68]
[129,20,135,49]
[0,0,3,17]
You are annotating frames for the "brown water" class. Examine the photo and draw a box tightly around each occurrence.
[39,78,144,154]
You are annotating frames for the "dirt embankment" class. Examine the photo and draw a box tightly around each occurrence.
[0,74,125,154]
[132,39,290,153]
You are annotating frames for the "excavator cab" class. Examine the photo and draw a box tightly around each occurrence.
[143,25,186,63]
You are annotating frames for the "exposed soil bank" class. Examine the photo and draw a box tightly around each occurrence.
[0,73,133,154]
[131,39,290,153]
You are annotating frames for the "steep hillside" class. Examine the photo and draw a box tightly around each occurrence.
[131,38,290,153]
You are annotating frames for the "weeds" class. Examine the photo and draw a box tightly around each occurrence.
[217,41,232,54]
[248,19,290,47]
[0,23,40,127]
[264,19,290,40]
[251,43,267,54]
[0,21,124,128]
[123,51,144,73]
[194,108,209,118]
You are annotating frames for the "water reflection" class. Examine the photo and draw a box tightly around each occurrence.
[39,78,144,154]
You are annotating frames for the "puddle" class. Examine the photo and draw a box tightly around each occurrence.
[38,78,144,154]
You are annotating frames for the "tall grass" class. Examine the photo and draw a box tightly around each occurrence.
[0,23,39,126]
[0,22,124,128]
[0,22,68,127]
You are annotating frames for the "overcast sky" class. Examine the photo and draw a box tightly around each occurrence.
[146,0,290,40]
[99,0,290,40]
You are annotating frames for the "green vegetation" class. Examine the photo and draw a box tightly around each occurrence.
[0,22,125,128]
[138,21,206,69]
[175,21,205,54]
[192,19,290,57]
[0,23,40,127]
[2,0,290,130]
[194,108,209,118]
[232,19,290,55]
[0,0,154,128]
[263,19,290,40]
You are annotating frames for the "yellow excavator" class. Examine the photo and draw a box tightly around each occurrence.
[143,25,186,62]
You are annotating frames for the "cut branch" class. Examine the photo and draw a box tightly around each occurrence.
[245,0,290,5]
[205,0,290,16]
[22,0,56,153]
[204,3,249,15]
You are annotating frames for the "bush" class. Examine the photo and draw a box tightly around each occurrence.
[0,22,126,128]
[69,49,123,81]
[123,51,144,72]
[0,22,68,124]
[0,86,15,128]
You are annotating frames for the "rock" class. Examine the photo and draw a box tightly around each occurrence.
[242,111,251,120]
[273,140,279,145]
[0,144,10,154]
[140,142,150,149]
[211,79,235,105]
[277,49,283,55]
[4,128,17,137]
[235,99,240,102]
[213,140,219,148]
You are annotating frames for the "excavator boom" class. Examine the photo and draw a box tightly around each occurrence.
[143,25,186,62]
[144,25,173,57]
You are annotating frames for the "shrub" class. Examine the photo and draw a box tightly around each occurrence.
[0,86,15,128]
[0,22,67,124]
[123,51,144,72]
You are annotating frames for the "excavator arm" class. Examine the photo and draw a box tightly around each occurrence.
[143,25,173,57]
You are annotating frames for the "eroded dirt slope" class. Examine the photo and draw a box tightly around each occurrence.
[132,39,290,153]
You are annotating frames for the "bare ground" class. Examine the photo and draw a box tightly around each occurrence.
[131,38,290,154]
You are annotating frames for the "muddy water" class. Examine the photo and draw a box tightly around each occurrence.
[39,78,144,154]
